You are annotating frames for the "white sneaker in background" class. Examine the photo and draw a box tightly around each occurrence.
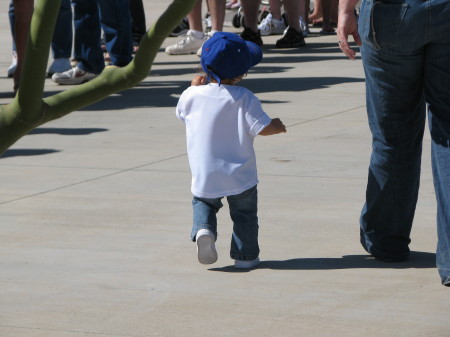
[7,51,17,78]
[165,31,207,55]
[258,13,286,36]
[196,32,215,57]
[299,16,310,37]
[52,66,98,85]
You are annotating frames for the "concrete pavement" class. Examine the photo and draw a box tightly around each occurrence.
[1,1,449,336]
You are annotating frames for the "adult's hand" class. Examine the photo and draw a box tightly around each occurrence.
[337,1,362,60]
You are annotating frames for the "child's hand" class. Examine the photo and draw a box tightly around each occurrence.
[191,75,207,86]
[259,118,286,136]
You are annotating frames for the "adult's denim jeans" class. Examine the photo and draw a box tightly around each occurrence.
[73,0,132,74]
[358,0,450,284]
[191,185,260,261]
[9,0,72,58]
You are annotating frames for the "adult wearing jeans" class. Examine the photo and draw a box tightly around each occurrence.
[53,0,133,85]
[338,0,450,286]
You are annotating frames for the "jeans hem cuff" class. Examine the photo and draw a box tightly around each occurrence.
[191,225,216,242]
[230,253,259,261]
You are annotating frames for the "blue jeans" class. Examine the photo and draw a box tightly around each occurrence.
[73,0,132,74]
[191,185,260,261]
[9,0,72,58]
[358,0,450,284]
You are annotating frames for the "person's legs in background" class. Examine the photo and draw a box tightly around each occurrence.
[319,0,335,34]
[258,0,286,36]
[12,0,33,92]
[208,0,225,35]
[239,0,263,46]
[47,0,73,76]
[129,0,146,53]
[165,0,207,55]
[7,1,17,78]
[72,0,103,74]
[98,0,133,67]
[52,0,102,84]
[275,0,306,48]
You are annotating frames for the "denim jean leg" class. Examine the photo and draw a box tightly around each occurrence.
[358,0,428,261]
[8,1,15,51]
[191,196,223,242]
[227,186,259,261]
[73,0,104,74]
[424,3,450,283]
[98,0,133,67]
[51,0,73,59]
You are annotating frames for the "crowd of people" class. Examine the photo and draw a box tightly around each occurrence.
[165,0,338,55]
[6,0,338,88]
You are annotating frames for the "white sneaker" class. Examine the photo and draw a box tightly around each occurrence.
[204,15,212,33]
[196,229,218,265]
[7,51,17,78]
[196,32,213,57]
[299,16,310,37]
[165,31,207,55]
[52,66,98,85]
[234,257,260,269]
[258,13,286,36]
[47,58,72,77]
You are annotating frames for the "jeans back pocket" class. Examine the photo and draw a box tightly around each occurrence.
[359,0,409,51]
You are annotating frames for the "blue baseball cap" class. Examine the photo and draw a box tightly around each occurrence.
[201,32,262,84]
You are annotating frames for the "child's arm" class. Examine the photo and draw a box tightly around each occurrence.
[259,118,286,136]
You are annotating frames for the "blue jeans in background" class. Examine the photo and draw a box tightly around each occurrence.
[191,185,260,261]
[72,0,132,74]
[8,0,72,58]
[358,0,450,284]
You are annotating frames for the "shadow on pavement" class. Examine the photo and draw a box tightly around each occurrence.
[1,148,60,158]
[209,251,436,273]
[79,76,364,111]
[28,127,108,135]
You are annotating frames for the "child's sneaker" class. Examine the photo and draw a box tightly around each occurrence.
[234,257,260,269]
[165,31,207,55]
[258,13,286,36]
[196,229,218,264]
[276,27,306,48]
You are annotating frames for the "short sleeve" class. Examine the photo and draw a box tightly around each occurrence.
[176,90,188,122]
[245,94,272,136]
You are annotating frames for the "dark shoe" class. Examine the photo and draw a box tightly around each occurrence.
[240,27,263,46]
[170,17,189,37]
[319,28,336,35]
[276,27,306,48]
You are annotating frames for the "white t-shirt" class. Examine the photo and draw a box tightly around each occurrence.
[176,83,272,198]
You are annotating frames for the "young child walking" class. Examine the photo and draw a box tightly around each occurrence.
[176,32,286,269]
